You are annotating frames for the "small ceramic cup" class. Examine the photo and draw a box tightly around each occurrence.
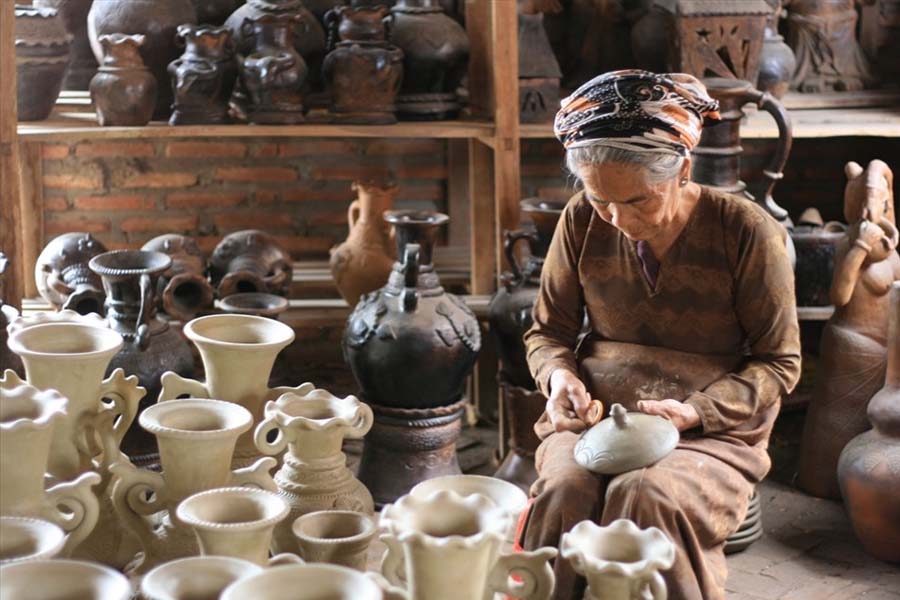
[141,556,263,600]
[0,559,131,600]
[291,510,377,571]
[0,516,66,565]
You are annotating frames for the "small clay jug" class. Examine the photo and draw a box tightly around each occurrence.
[837,281,900,563]
[89,33,157,126]
[210,230,293,298]
[168,25,238,125]
[35,0,98,90]
[757,0,796,99]
[0,560,132,600]
[0,517,66,565]
[141,556,263,600]
[141,234,215,322]
[14,4,71,122]
[291,511,377,571]
[329,181,397,305]
[35,232,108,316]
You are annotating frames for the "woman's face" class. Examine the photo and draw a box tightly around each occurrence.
[577,161,683,241]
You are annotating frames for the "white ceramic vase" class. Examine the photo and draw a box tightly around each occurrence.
[0,516,66,565]
[560,519,676,600]
[380,490,557,600]
[291,510,377,571]
[0,559,132,600]
[110,398,277,574]
[254,388,375,554]
[159,314,307,465]
[141,556,263,600]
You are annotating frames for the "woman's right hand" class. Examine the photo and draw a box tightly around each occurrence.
[546,369,593,433]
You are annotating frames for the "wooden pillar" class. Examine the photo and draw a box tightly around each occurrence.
[0,3,24,309]
[19,141,43,298]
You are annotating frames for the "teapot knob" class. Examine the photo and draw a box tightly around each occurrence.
[611,404,629,429]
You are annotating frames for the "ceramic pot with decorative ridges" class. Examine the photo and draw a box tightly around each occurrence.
[35,232,108,316]
[15,4,71,121]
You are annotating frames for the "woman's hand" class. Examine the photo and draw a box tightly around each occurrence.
[636,399,701,432]
[851,219,889,253]
[546,369,593,433]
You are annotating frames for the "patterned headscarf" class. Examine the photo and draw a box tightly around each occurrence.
[554,70,720,157]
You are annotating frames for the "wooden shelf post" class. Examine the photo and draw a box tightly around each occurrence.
[1,3,24,310]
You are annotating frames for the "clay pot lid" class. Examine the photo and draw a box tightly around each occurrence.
[573,403,679,475]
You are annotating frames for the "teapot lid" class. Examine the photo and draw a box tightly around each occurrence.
[573,404,679,475]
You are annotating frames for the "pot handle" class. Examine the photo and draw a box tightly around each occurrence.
[347,200,362,231]
[367,572,408,600]
[254,410,289,456]
[647,571,668,600]
[97,368,145,451]
[268,552,304,566]
[43,471,102,557]
[159,371,209,401]
[504,229,535,286]
[380,533,406,588]
[229,456,278,492]
[488,547,558,600]
[747,88,792,222]
[324,7,340,52]
[347,401,374,439]
[110,461,167,564]
[133,272,152,350]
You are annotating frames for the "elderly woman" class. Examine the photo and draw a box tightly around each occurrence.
[521,70,801,600]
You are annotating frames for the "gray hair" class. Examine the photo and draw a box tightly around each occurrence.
[565,143,686,185]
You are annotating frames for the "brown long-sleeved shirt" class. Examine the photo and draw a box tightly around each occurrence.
[525,186,802,434]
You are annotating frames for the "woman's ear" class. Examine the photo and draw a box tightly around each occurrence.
[680,156,692,183]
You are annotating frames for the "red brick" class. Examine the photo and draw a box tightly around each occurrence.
[214,166,296,182]
[44,195,68,211]
[167,191,244,209]
[43,170,103,190]
[364,140,444,156]
[41,145,70,160]
[74,194,156,211]
[307,211,349,226]
[279,141,357,157]
[165,141,247,159]
[75,142,155,158]
[120,172,198,188]
[254,190,279,204]
[393,164,448,179]
[282,187,354,203]
[45,217,111,235]
[214,212,294,230]
[120,216,198,232]
[309,166,390,181]
[252,143,279,158]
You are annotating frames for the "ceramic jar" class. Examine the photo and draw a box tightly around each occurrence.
[89,33,157,126]
[89,250,195,463]
[159,314,304,465]
[380,490,557,600]
[141,234,215,321]
[221,564,398,600]
[757,0,796,99]
[254,389,375,554]
[329,181,397,305]
[291,511,377,571]
[0,560,132,600]
[219,292,289,319]
[168,25,238,125]
[111,398,277,574]
[210,230,294,298]
[35,232,108,316]
[0,517,66,565]
[560,519,676,600]
[0,378,101,557]
[14,5,71,122]
[226,0,326,65]
[34,0,98,90]
[141,556,263,600]
[837,281,900,562]
[322,4,404,124]
[87,0,197,118]
[389,0,469,119]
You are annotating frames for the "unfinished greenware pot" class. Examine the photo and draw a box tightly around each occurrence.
[574,404,679,475]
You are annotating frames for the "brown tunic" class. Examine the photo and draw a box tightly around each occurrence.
[521,187,801,600]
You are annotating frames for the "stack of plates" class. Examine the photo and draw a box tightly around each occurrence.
[724,490,763,554]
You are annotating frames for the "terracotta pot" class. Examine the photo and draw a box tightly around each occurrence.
[141,556,263,600]
[89,250,196,463]
[757,0,796,99]
[389,0,469,119]
[14,5,71,122]
[291,510,377,571]
[219,292,289,319]
[0,517,66,565]
[192,0,245,25]
[254,389,374,554]
[560,519,676,600]
[110,398,277,574]
[87,0,197,117]
[35,232,108,316]
[141,234,215,321]
[837,281,900,563]
[329,181,397,305]
[221,564,398,600]
[168,25,238,125]
[210,230,293,298]
[34,0,97,90]
[89,33,157,126]
[0,560,132,600]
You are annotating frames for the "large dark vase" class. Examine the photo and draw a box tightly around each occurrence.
[35,232,108,315]
[87,0,197,118]
[191,0,245,25]
[389,0,469,120]
[88,250,195,465]
[15,5,71,122]
[35,0,98,90]
[168,25,237,125]
[90,33,157,127]
[790,210,847,307]
[344,210,481,505]
[322,4,404,124]
[0,253,25,378]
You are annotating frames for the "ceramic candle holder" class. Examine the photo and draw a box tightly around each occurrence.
[291,510,377,571]
[0,559,132,600]
[0,517,66,565]
[141,556,263,600]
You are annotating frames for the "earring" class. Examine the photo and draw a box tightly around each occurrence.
[680,177,689,187]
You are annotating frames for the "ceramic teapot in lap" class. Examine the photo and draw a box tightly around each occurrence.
[0,516,66,565]
[574,404,679,475]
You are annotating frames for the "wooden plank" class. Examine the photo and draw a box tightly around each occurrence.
[447,139,471,250]
[0,3,24,310]
[17,142,42,298]
[468,139,496,295]
[465,0,494,120]
[780,89,900,110]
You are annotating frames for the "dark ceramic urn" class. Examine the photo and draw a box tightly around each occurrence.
[14,4,71,122]
[35,232,108,316]
[168,25,238,125]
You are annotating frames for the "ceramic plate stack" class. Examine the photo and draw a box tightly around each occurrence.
[724,491,763,554]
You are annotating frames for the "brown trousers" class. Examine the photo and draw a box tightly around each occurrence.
[522,432,754,600]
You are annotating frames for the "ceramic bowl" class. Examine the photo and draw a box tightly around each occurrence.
[0,559,131,600]
[141,556,263,600]
[0,517,66,565]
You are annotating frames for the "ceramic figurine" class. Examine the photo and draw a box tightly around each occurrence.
[210,230,294,298]
[34,0,97,90]
[291,511,377,571]
[141,234,215,322]
[89,33,157,126]
[14,5,71,122]
[87,0,197,117]
[329,181,397,305]
[798,160,900,499]
[168,25,238,125]
[0,517,66,565]
[254,388,375,555]
[0,560,132,600]
[141,556,263,600]
[35,232,108,316]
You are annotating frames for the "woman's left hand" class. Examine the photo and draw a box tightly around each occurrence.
[636,399,701,432]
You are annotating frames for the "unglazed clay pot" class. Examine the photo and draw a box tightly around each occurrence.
[790,213,847,306]
[254,389,375,555]
[0,516,66,565]
[168,25,238,125]
[221,564,399,600]
[574,404,679,475]
[329,181,397,305]
[14,4,71,121]
[210,230,293,298]
[560,519,676,600]
[160,314,306,466]
[225,0,326,65]
[87,0,198,118]
[110,398,276,574]
[141,556,263,600]
[35,0,98,90]
[35,232,108,316]
[89,33,157,126]
[141,234,215,322]
[291,510,377,571]
[219,292,289,319]
[837,281,900,563]
[0,560,132,600]
[380,490,557,600]
[757,0,796,99]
